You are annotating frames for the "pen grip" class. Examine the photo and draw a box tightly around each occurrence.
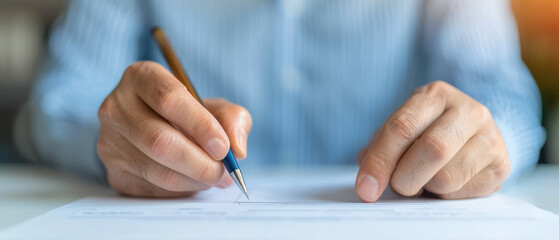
[222,149,239,173]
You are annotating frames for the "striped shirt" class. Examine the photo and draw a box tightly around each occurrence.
[15,0,545,184]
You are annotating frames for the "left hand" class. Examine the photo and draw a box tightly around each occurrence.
[355,81,510,202]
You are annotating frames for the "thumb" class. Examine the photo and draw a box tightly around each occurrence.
[204,98,252,159]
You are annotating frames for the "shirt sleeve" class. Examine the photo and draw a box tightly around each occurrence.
[422,0,546,184]
[14,0,147,181]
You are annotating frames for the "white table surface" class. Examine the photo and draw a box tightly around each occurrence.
[0,163,558,230]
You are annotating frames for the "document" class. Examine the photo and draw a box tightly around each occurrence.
[1,167,558,240]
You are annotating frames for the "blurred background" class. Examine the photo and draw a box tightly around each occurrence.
[0,0,558,164]
[0,0,68,162]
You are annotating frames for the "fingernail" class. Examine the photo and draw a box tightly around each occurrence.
[236,127,247,158]
[357,174,379,202]
[207,137,228,160]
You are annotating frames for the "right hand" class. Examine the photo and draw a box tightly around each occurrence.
[97,61,252,197]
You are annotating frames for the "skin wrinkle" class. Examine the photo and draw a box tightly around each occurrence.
[99,61,254,197]
[147,127,166,157]
[358,81,511,202]
[124,140,149,182]
[162,130,177,163]
[430,107,471,192]
[111,95,130,132]
[441,168,454,189]
[449,116,464,146]
[161,167,181,191]
[458,151,475,186]
[197,157,214,184]
[101,61,512,199]
[153,88,182,121]
[180,141,188,170]
[98,132,121,159]
[369,149,393,175]
[408,149,424,195]
[423,132,449,163]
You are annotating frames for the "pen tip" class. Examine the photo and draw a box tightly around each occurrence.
[231,169,249,200]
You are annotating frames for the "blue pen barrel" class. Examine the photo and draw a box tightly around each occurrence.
[223,149,239,173]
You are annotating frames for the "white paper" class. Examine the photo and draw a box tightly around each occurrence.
[2,168,558,240]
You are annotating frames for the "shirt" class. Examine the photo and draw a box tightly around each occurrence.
[15,0,545,184]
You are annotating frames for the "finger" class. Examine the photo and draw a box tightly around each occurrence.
[357,130,380,166]
[110,135,212,192]
[216,170,235,188]
[423,132,496,194]
[356,81,452,202]
[107,169,196,198]
[437,156,510,199]
[113,91,226,186]
[125,61,230,160]
[390,104,487,196]
[389,185,425,197]
[204,98,252,159]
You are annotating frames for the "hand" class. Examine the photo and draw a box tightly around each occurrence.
[355,81,509,202]
[97,61,252,197]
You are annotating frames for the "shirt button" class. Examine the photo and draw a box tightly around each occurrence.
[281,66,302,93]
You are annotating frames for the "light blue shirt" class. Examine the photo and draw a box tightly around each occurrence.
[16,0,545,184]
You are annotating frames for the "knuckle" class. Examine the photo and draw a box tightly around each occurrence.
[96,138,115,160]
[230,104,250,118]
[212,104,234,120]
[98,96,117,122]
[191,114,221,136]
[459,154,478,182]
[422,81,449,102]
[214,102,244,117]
[473,103,492,122]
[123,61,149,81]
[129,155,150,181]
[389,113,420,142]
[486,134,500,149]
[420,134,449,163]
[153,86,187,116]
[145,128,176,160]
[214,104,253,131]
[491,157,511,180]
[429,168,459,193]
[367,151,393,175]
[231,105,252,126]
[195,161,221,185]
[427,81,450,93]
[478,133,500,151]
[159,168,183,191]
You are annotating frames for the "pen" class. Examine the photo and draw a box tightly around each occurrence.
[151,27,249,200]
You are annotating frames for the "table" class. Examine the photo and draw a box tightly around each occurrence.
[1,163,558,230]
[501,164,559,214]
